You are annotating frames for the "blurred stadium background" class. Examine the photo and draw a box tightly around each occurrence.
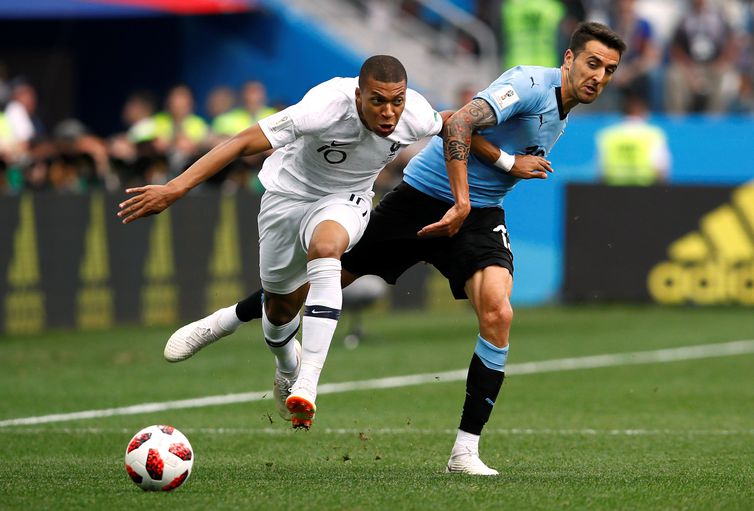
[1,1,753,509]
[1,0,753,334]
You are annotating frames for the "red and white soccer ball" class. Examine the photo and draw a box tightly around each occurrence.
[124,424,194,491]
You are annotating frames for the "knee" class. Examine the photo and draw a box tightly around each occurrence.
[478,302,513,346]
[308,240,344,260]
[481,302,513,329]
[264,299,298,325]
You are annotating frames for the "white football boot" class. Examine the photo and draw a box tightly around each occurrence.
[272,340,302,421]
[445,445,499,475]
[164,309,238,362]
[285,376,317,430]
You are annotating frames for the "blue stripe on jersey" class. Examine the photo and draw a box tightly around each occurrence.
[404,66,568,208]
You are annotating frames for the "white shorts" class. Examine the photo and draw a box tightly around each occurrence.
[257,191,372,294]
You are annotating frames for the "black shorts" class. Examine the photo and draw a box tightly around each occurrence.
[342,181,514,299]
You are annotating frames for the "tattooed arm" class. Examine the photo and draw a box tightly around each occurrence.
[417,98,497,237]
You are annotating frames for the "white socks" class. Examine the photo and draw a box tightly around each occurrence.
[298,258,343,392]
[454,429,481,453]
[216,304,242,333]
[262,308,300,374]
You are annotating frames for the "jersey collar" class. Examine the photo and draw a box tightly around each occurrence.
[555,87,566,120]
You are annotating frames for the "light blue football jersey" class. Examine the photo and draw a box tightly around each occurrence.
[404,66,568,208]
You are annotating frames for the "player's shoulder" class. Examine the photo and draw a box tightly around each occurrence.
[403,87,436,120]
[298,77,358,120]
[405,87,432,107]
[396,87,440,140]
[315,76,358,95]
[480,65,560,112]
[499,65,560,93]
[303,77,356,106]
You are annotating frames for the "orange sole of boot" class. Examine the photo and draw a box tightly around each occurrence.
[286,395,316,429]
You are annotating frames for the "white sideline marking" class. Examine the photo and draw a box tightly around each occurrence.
[2,427,753,436]
[1,339,753,428]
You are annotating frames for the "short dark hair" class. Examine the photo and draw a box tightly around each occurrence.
[359,55,407,88]
[569,22,627,57]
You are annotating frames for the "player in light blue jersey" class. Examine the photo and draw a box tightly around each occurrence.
[380,22,623,475]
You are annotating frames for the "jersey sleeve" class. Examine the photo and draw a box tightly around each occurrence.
[258,84,349,149]
[475,67,541,125]
[425,109,444,138]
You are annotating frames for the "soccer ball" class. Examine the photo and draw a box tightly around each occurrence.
[124,425,194,491]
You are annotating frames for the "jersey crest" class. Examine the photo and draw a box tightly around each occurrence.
[491,85,520,111]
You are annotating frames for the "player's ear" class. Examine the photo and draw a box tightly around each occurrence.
[563,49,574,70]
[355,87,361,102]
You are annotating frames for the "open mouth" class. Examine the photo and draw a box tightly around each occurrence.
[376,124,394,136]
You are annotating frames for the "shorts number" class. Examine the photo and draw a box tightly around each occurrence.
[493,224,511,250]
[349,194,368,217]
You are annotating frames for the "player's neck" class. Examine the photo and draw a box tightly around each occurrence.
[559,66,579,114]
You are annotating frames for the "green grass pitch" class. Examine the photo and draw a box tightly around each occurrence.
[1,305,753,510]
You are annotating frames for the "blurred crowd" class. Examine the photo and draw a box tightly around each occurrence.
[363,0,754,113]
[0,78,282,195]
[1,0,754,194]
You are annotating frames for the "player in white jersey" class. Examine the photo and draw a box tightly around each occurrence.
[118,55,444,429]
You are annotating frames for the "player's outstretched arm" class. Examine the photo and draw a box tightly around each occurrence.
[118,125,272,224]
[470,135,554,179]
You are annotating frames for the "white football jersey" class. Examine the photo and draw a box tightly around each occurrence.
[257,77,443,200]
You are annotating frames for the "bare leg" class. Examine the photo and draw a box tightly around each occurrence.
[447,265,512,475]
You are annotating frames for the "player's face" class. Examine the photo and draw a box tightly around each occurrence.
[355,77,407,137]
[563,40,620,105]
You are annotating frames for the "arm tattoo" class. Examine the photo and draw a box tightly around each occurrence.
[466,98,497,130]
[446,139,470,162]
[444,98,497,162]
